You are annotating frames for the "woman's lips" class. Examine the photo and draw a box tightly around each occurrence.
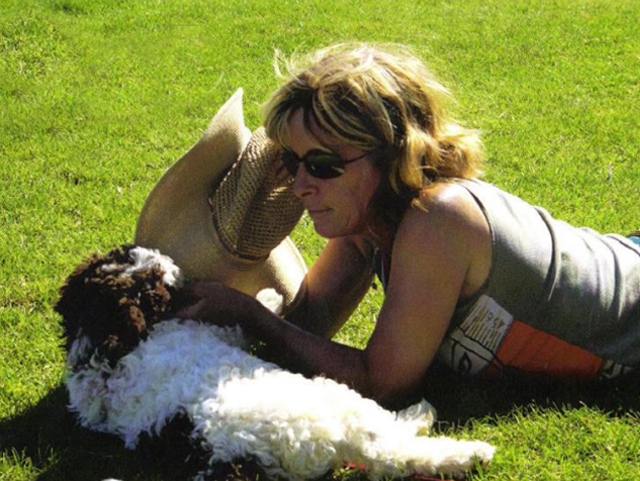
[307,208,331,215]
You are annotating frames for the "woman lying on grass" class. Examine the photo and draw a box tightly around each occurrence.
[180,43,640,407]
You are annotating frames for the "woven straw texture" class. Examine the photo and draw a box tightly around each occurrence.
[210,128,303,260]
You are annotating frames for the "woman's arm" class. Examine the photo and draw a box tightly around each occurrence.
[182,186,490,406]
[180,236,376,393]
[361,185,491,402]
[284,236,375,337]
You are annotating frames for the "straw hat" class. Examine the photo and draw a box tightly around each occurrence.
[135,89,307,309]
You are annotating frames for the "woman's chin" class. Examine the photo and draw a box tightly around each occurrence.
[312,221,362,240]
[311,221,340,239]
[312,224,335,239]
[308,211,333,237]
[308,211,365,239]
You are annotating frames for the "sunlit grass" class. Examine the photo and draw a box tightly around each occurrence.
[1,0,639,480]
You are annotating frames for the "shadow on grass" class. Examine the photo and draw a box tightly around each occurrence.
[3,370,640,481]
[0,385,219,481]
[419,361,640,427]
[0,385,344,481]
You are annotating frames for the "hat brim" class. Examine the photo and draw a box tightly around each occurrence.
[135,89,307,305]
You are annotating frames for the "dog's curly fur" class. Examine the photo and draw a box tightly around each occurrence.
[56,244,495,481]
[55,244,188,366]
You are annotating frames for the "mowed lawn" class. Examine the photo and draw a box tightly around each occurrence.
[1,0,639,480]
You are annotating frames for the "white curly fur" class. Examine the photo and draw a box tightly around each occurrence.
[100,246,184,287]
[64,248,495,480]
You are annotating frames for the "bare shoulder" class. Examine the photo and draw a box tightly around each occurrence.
[363,182,492,401]
[393,181,492,298]
[403,182,488,237]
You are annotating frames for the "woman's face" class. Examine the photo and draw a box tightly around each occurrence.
[285,110,381,239]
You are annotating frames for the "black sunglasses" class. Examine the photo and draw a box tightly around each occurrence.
[281,148,368,180]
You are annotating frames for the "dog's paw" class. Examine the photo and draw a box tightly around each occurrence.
[440,440,496,477]
[406,436,495,478]
[467,440,496,468]
[396,398,437,433]
[255,288,284,314]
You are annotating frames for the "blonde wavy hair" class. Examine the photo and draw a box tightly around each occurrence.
[263,43,483,220]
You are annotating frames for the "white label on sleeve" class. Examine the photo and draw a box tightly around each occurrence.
[438,295,514,375]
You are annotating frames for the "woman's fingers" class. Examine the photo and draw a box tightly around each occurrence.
[176,282,261,327]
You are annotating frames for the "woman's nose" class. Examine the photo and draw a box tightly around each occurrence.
[293,164,318,199]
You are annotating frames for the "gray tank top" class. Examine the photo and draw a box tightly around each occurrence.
[436,179,640,379]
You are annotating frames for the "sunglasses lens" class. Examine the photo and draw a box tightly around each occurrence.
[281,150,300,177]
[305,154,345,179]
[280,150,349,179]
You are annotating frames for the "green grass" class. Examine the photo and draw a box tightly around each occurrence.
[1,0,639,479]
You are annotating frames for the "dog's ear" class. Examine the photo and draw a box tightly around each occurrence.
[55,243,181,366]
[55,253,103,352]
[97,265,172,365]
[55,244,137,355]
[134,265,181,327]
[99,301,149,365]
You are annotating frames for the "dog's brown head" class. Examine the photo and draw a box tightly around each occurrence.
[55,244,185,367]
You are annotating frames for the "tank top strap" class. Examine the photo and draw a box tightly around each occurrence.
[369,244,390,292]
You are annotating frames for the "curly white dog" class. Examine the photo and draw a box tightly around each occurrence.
[57,245,495,480]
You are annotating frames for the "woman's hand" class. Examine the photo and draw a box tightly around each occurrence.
[177,282,262,328]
